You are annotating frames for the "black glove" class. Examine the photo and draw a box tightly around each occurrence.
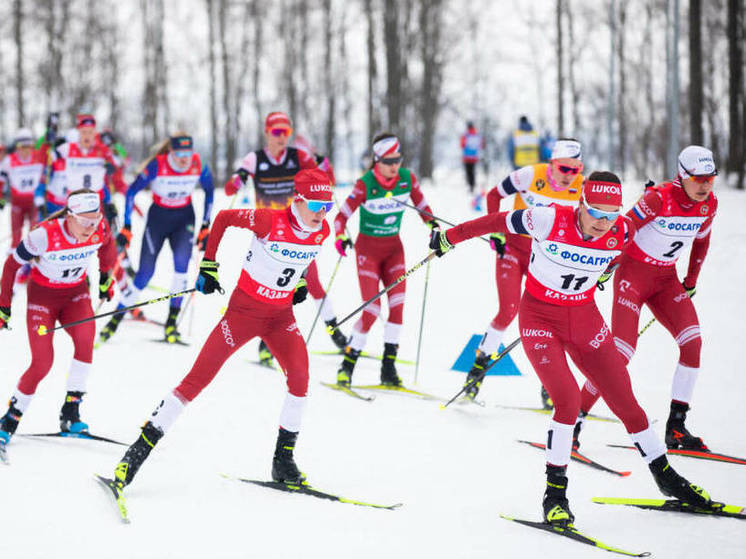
[489,233,506,258]
[426,219,440,232]
[293,278,308,305]
[196,260,224,295]
[429,230,454,257]
[644,179,655,189]
[116,226,132,249]
[596,269,614,290]
[37,204,48,220]
[99,272,115,301]
[0,306,10,329]
[104,202,118,223]
[682,281,696,298]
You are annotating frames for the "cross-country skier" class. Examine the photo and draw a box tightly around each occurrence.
[110,168,334,489]
[460,121,484,193]
[463,139,584,403]
[430,171,715,526]
[576,146,719,451]
[0,191,117,449]
[98,133,214,344]
[333,133,438,387]
[225,112,347,364]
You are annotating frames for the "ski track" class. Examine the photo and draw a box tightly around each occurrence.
[1,175,744,558]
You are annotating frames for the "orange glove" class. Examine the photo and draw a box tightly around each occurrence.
[196,224,210,252]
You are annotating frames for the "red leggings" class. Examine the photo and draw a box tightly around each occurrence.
[519,292,648,432]
[489,236,530,330]
[175,287,309,401]
[19,281,94,395]
[353,234,406,333]
[11,197,37,248]
[580,254,701,410]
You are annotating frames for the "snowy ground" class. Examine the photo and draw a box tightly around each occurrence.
[1,172,744,559]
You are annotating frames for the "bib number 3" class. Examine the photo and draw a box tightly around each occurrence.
[276,268,295,287]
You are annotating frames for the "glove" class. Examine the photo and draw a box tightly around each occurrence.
[429,230,454,257]
[99,272,115,301]
[0,306,10,329]
[104,202,118,222]
[426,219,440,232]
[596,268,614,290]
[196,259,223,295]
[682,281,696,298]
[644,179,655,189]
[292,278,308,305]
[224,175,242,196]
[196,223,210,252]
[335,234,353,257]
[117,226,132,249]
[37,204,48,220]
[489,233,506,258]
[0,198,6,210]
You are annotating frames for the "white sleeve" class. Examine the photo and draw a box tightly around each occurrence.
[520,206,555,242]
[238,151,257,176]
[498,165,535,197]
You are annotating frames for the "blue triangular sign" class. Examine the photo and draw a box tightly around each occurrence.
[451,334,521,376]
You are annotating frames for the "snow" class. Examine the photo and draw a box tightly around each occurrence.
[1,176,744,558]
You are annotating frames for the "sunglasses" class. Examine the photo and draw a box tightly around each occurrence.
[556,163,583,175]
[173,150,192,159]
[298,196,333,212]
[269,127,292,137]
[690,175,715,184]
[380,156,403,166]
[585,206,620,221]
[71,212,102,228]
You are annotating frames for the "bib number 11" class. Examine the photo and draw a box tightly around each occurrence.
[560,273,589,291]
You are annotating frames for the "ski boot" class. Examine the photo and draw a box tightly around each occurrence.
[464,350,489,400]
[380,343,402,387]
[325,318,348,350]
[336,347,361,387]
[100,311,124,343]
[272,428,306,484]
[0,403,23,445]
[649,455,712,508]
[542,465,574,527]
[572,411,588,451]
[115,421,164,488]
[164,307,182,344]
[59,391,89,433]
[258,340,275,368]
[540,385,554,410]
[665,402,708,451]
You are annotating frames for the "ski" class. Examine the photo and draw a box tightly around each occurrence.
[500,514,650,557]
[0,443,9,465]
[124,316,165,327]
[352,384,444,401]
[152,338,190,347]
[320,381,375,402]
[495,404,620,423]
[607,444,746,465]
[20,431,127,446]
[94,474,130,524]
[592,497,746,519]
[455,396,486,407]
[311,349,415,366]
[223,475,402,510]
[518,440,631,477]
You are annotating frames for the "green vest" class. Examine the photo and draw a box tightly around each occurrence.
[358,169,413,237]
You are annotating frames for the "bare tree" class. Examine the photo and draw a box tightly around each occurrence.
[727,0,744,186]
[39,0,69,113]
[383,0,403,131]
[219,0,236,181]
[417,0,444,179]
[689,0,704,144]
[13,0,25,127]
[364,0,381,143]
[617,0,627,174]
[556,0,564,135]
[322,0,336,159]
[251,0,265,147]
[206,0,218,174]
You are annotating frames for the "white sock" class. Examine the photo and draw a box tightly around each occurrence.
[348,327,368,352]
[150,391,187,433]
[10,389,34,414]
[478,325,505,356]
[66,359,92,393]
[671,363,698,404]
[314,297,336,323]
[629,424,667,464]
[121,284,140,307]
[546,420,574,467]
[279,393,306,433]
[383,322,402,345]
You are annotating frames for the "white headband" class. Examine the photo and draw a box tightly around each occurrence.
[372,137,400,160]
[551,139,582,161]
[67,192,101,214]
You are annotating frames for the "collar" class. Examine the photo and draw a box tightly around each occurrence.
[167,152,191,173]
[289,203,322,235]
[264,148,287,166]
[372,165,398,189]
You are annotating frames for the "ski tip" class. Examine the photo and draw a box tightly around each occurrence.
[619,471,632,477]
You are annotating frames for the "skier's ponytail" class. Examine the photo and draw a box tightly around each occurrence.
[135,131,190,175]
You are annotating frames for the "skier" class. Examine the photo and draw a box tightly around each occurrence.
[430,171,715,526]
[460,121,484,193]
[576,146,719,451]
[0,190,117,448]
[333,133,439,387]
[224,112,347,363]
[99,133,214,344]
[463,139,584,402]
[110,168,334,489]
[507,115,540,170]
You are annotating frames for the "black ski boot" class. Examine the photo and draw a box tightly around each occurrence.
[114,421,164,487]
[464,350,489,400]
[0,402,23,445]
[665,402,708,451]
[542,465,574,526]
[649,455,712,508]
[99,313,123,342]
[164,307,182,344]
[272,428,306,484]
[325,318,348,350]
[572,411,588,451]
[258,340,275,367]
[540,385,554,410]
[59,391,89,433]
[380,343,402,387]
[336,347,361,387]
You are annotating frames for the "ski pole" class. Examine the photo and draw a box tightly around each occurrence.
[413,260,431,384]
[36,288,200,336]
[328,251,439,334]
[391,197,491,245]
[305,254,343,344]
[440,337,522,409]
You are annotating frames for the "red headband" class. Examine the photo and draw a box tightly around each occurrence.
[583,180,623,207]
